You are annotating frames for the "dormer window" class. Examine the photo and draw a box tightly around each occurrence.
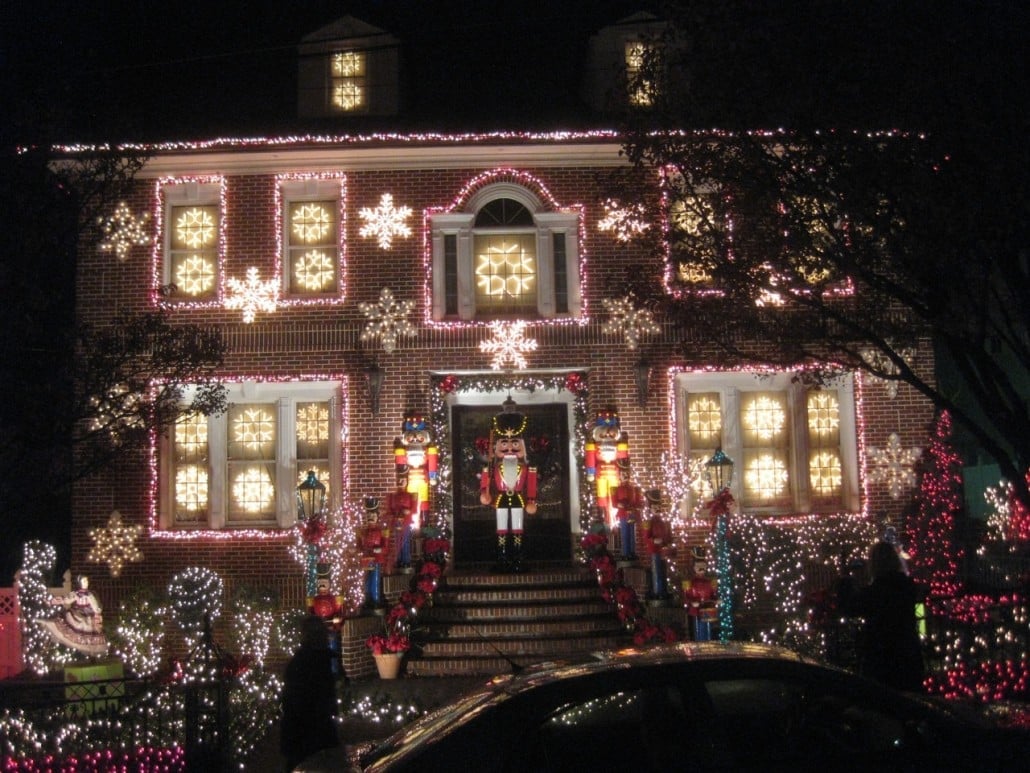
[429,181,582,322]
[330,50,367,112]
[625,41,658,107]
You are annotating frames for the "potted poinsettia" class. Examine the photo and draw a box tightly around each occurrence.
[366,619,411,679]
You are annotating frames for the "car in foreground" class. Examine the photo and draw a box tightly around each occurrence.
[299,642,1029,772]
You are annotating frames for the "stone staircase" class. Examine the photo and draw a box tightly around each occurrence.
[406,565,631,676]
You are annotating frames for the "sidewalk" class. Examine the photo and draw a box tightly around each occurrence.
[245,674,489,772]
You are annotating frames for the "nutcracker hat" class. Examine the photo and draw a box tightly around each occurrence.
[401,412,428,433]
[645,488,663,506]
[492,396,528,438]
[592,407,620,429]
[364,495,380,512]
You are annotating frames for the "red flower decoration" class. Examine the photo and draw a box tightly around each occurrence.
[564,372,585,395]
[301,517,326,544]
[475,437,491,459]
[439,374,460,393]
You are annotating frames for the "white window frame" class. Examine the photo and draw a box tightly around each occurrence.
[160,180,223,303]
[675,371,860,514]
[429,183,582,321]
[159,380,342,530]
[278,176,346,300]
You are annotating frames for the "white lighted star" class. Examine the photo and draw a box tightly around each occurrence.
[479,320,538,370]
[88,511,143,578]
[867,433,922,499]
[359,287,417,354]
[225,266,278,323]
[358,193,413,249]
[601,297,661,350]
[98,201,152,260]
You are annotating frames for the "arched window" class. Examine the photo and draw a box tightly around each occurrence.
[429,182,582,322]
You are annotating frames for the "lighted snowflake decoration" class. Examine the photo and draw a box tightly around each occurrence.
[358,193,413,249]
[479,320,538,370]
[294,250,335,291]
[860,345,916,399]
[359,287,417,354]
[597,198,651,242]
[866,432,922,499]
[601,297,661,350]
[98,201,152,260]
[175,207,216,249]
[87,510,143,578]
[291,203,333,242]
[225,266,278,323]
[175,254,216,296]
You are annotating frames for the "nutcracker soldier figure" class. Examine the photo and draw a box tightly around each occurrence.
[480,399,537,573]
[611,469,645,562]
[642,489,671,601]
[307,563,344,674]
[584,408,630,528]
[683,547,718,641]
[385,473,418,572]
[393,412,439,533]
[359,496,390,612]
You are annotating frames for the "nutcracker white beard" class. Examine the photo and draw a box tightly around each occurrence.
[500,455,519,492]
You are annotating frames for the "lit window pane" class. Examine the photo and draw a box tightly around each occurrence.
[288,201,338,294]
[741,392,786,443]
[330,51,367,112]
[743,451,790,502]
[297,401,330,500]
[473,233,537,313]
[688,392,722,445]
[807,391,840,443]
[228,404,276,522]
[810,450,843,498]
[174,414,209,522]
[170,204,218,299]
[231,465,276,517]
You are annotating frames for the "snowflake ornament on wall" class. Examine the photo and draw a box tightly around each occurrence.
[867,432,922,499]
[479,320,538,370]
[225,266,278,323]
[358,193,413,249]
[860,345,916,399]
[88,510,143,577]
[597,198,651,242]
[98,201,152,261]
[601,297,661,350]
[359,287,417,354]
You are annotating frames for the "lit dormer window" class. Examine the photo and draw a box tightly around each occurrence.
[330,50,367,112]
[625,41,658,107]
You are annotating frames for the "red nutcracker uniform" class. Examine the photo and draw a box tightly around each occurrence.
[643,497,671,599]
[612,477,644,560]
[394,412,438,531]
[385,475,418,570]
[584,408,629,528]
[480,404,537,572]
[359,497,390,610]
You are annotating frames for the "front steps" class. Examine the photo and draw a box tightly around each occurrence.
[406,565,631,676]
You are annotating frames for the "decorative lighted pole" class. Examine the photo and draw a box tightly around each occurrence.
[297,470,327,597]
[705,448,735,641]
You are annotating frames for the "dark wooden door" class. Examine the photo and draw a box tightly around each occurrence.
[451,403,571,567]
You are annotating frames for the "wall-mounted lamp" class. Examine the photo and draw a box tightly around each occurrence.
[633,358,651,407]
[365,362,385,415]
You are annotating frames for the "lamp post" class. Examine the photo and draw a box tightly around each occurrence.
[366,362,385,415]
[633,358,651,407]
[297,470,327,597]
[705,448,735,641]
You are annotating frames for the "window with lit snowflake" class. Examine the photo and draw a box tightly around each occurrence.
[161,180,222,302]
[161,382,340,530]
[429,180,582,322]
[677,372,859,514]
[330,50,367,112]
[286,199,339,294]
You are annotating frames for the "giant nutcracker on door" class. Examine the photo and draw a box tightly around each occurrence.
[584,408,630,528]
[480,398,537,573]
[393,411,438,562]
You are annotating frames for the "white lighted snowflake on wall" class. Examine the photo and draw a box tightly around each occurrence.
[597,198,651,242]
[601,297,661,350]
[479,321,538,370]
[225,267,278,323]
[358,193,413,249]
[359,287,417,354]
[860,345,916,399]
[867,432,922,499]
[88,511,143,578]
[98,202,152,261]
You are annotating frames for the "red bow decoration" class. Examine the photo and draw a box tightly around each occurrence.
[705,488,735,518]
[302,517,326,544]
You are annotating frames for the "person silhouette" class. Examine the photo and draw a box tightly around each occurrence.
[838,540,925,691]
[280,614,341,771]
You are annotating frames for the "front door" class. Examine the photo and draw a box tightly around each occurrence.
[451,403,571,567]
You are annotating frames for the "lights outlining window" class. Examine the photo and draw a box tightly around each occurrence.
[330,50,367,112]
[677,372,859,513]
[162,381,342,530]
[429,176,582,322]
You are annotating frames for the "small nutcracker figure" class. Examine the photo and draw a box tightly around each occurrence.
[584,408,630,528]
[307,562,344,674]
[385,473,418,571]
[611,470,645,561]
[642,488,671,600]
[480,399,537,572]
[358,496,390,611]
[393,412,439,532]
[683,547,718,641]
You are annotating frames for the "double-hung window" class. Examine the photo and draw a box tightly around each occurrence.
[429,183,581,321]
[330,50,367,113]
[160,179,223,302]
[677,371,859,513]
[161,380,341,530]
[279,176,344,298]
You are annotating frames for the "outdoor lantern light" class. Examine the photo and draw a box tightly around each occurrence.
[633,358,651,407]
[705,447,734,493]
[366,362,385,415]
[296,470,326,521]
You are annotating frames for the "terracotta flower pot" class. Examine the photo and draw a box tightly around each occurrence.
[373,652,403,679]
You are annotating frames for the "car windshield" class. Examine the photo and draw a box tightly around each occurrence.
[359,685,507,768]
